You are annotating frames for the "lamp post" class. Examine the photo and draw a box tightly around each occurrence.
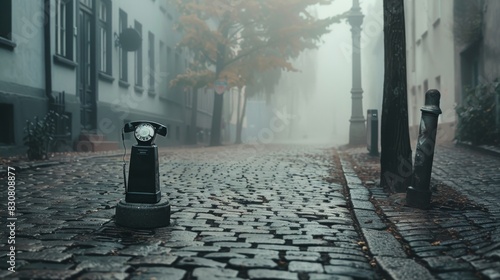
[348,0,366,145]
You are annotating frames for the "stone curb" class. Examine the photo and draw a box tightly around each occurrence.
[0,152,124,174]
[375,257,435,280]
[339,156,436,280]
[456,141,500,158]
[0,144,214,174]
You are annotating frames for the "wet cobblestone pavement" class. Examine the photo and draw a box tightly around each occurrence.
[2,143,499,279]
[1,145,382,280]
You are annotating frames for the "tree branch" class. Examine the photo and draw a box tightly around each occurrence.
[222,41,271,69]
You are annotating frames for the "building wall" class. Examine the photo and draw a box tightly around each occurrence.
[93,0,187,145]
[0,0,216,156]
[0,1,47,154]
[482,1,500,83]
[453,0,500,136]
[482,0,500,132]
[405,0,457,142]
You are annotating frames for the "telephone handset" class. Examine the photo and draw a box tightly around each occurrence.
[123,120,167,145]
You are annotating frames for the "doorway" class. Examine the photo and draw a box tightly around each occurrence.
[78,0,96,131]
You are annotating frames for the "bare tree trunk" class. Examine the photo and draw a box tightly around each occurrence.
[209,18,230,147]
[188,89,199,145]
[235,88,241,143]
[380,0,413,193]
[209,95,223,146]
[235,89,247,144]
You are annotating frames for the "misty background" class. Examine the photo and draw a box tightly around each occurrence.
[250,0,384,146]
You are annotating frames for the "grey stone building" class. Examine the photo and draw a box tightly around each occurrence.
[404,0,500,144]
[452,0,500,143]
[0,0,214,156]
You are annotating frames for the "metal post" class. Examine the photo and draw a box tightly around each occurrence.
[348,0,366,145]
[496,85,500,134]
[366,109,379,156]
[406,89,442,209]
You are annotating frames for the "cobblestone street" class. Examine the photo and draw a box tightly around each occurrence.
[1,143,499,279]
[1,145,380,280]
[2,0,500,278]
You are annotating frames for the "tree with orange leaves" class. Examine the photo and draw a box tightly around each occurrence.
[169,0,348,146]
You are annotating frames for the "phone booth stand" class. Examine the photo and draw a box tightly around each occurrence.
[126,145,161,203]
[115,121,170,228]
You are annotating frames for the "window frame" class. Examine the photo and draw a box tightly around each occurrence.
[55,0,74,59]
[0,0,13,47]
[148,31,155,93]
[159,40,167,94]
[119,9,128,83]
[134,21,143,88]
[98,0,112,75]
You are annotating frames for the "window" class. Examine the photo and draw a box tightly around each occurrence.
[148,32,155,92]
[0,103,14,144]
[119,10,128,82]
[55,0,74,58]
[460,42,481,91]
[423,79,429,94]
[159,41,167,93]
[98,0,111,74]
[0,0,12,41]
[134,21,143,87]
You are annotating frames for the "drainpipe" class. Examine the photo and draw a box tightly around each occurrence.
[44,0,53,108]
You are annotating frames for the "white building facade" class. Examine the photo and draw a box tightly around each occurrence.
[0,0,213,155]
[405,0,457,141]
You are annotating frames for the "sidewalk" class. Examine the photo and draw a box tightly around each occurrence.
[342,142,500,280]
[0,143,498,279]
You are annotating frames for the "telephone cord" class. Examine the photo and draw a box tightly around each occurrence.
[121,129,127,193]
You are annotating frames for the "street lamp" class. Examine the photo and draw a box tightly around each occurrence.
[348,0,366,145]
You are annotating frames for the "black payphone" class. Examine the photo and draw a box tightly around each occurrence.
[122,121,167,203]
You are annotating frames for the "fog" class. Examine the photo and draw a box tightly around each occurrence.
[265,0,384,146]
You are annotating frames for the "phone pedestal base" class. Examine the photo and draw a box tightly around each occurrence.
[115,198,170,229]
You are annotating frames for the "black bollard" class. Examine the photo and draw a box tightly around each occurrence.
[406,89,442,209]
[366,109,379,156]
